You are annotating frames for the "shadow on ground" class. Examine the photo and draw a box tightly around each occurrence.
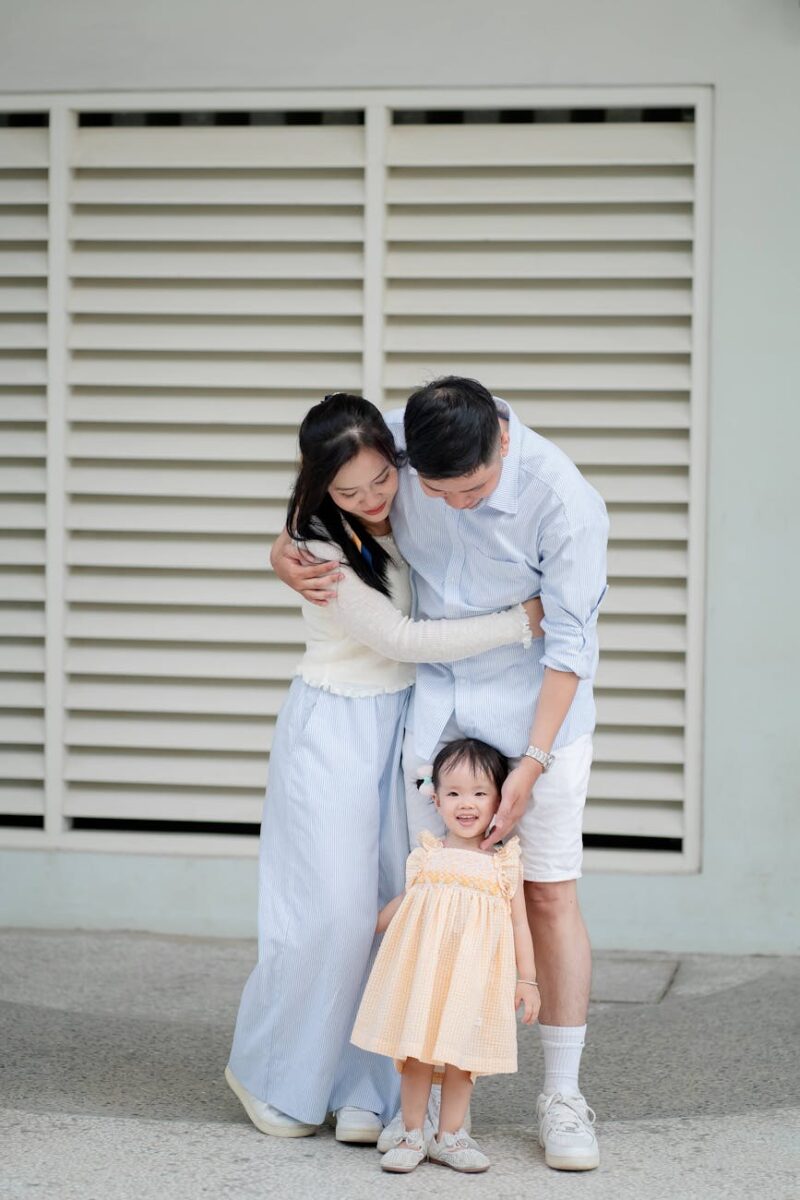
[2,932,798,1130]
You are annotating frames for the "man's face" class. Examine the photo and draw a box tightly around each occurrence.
[416,428,509,509]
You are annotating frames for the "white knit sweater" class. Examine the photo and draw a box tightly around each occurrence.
[295,534,532,697]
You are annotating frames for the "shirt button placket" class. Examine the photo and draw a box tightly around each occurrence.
[443,511,467,731]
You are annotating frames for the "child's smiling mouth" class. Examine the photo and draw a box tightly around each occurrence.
[455,812,479,827]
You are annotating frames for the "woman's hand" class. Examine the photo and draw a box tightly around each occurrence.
[270,529,343,606]
[522,596,544,640]
[515,981,541,1025]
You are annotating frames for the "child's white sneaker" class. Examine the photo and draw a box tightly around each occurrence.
[536,1092,599,1170]
[380,1126,427,1173]
[377,1110,434,1152]
[376,1086,470,1153]
[428,1128,490,1173]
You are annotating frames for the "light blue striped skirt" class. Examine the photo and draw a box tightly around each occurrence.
[228,677,411,1125]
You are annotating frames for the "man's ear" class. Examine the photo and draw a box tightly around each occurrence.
[499,426,511,458]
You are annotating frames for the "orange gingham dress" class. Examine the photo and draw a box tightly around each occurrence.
[351,830,522,1079]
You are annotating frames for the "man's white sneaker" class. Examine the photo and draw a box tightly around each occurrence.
[224,1066,317,1138]
[380,1127,427,1173]
[329,1106,383,1144]
[536,1092,599,1171]
[428,1128,490,1173]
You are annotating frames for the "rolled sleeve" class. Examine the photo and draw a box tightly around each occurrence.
[538,499,609,680]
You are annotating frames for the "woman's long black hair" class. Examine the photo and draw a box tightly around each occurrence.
[286,393,406,597]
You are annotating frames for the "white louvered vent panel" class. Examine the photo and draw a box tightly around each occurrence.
[385,117,697,845]
[64,120,365,827]
[0,123,49,823]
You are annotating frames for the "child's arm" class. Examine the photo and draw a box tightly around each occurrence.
[510,882,540,1025]
[376,893,404,934]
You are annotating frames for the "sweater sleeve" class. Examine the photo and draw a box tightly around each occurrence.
[330,563,533,664]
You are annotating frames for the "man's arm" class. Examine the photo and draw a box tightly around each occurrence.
[482,498,608,850]
[270,528,343,606]
[482,666,579,847]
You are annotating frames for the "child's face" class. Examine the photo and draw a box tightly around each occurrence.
[434,761,501,841]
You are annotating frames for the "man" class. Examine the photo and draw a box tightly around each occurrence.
[273,376,608,1170]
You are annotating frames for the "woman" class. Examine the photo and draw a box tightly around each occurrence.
[225,394,542,1144]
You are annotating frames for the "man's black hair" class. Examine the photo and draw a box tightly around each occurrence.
[432,737,509,797]
[404,375,500,479]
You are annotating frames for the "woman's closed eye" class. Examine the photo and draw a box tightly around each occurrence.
[337,468,390,498]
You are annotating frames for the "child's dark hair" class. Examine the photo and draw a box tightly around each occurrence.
[287,393,405,597]
[432,737,509,797]
[404,375,500,479]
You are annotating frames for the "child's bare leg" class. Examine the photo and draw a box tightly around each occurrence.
[438,1064,473,1135]
[401,1058,434,1134]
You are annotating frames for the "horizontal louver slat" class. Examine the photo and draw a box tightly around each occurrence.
[386,124,694,167]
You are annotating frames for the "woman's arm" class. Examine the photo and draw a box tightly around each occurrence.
[332,563,542,664]
[510,882,540,1025]
[376,893,404,934]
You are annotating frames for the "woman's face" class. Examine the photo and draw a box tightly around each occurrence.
[328,447,398,530]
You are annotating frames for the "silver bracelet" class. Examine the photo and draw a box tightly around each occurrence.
[518,979,539,988]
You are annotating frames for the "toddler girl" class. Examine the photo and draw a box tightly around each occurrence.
[351,736,540,1173]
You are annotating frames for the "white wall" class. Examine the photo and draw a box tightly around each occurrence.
[1,0,799,952]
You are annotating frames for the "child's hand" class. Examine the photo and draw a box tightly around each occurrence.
[515,981,540,1025]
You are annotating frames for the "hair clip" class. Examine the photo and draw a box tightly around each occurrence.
[349,529,374,569]
[416,765,435,797]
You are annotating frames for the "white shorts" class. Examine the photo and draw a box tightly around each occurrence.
[403,715,593,883]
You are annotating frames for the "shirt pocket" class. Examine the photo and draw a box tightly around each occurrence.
[461,546,540,611]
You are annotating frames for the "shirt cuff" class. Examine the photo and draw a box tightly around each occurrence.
[539,622,600,680]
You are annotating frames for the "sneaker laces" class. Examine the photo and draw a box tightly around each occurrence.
[542,1093,596,1134]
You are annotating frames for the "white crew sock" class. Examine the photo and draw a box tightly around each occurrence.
[539,1023,587,1097]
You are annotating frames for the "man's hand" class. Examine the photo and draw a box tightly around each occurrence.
[270,530,343,606]
[481,757,542,849]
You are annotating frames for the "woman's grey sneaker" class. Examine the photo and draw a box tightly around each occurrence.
[428,1129,490,1173]
[380,1127,427,1174]
[224,1066,317,1138]
[536,1092,599,1170]
[329,1107,383,1144]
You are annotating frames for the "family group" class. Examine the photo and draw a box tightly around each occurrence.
[224,376,608,1174]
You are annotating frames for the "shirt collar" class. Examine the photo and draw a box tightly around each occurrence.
[482,396,520,515]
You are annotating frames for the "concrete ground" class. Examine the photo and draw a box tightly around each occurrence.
[1,931,798,1200]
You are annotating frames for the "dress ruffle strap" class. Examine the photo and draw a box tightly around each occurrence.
[494,835,523,898]
[418,829,445,852]
[405,830,444,888]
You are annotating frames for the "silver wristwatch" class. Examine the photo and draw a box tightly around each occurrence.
[523,744,555,772]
